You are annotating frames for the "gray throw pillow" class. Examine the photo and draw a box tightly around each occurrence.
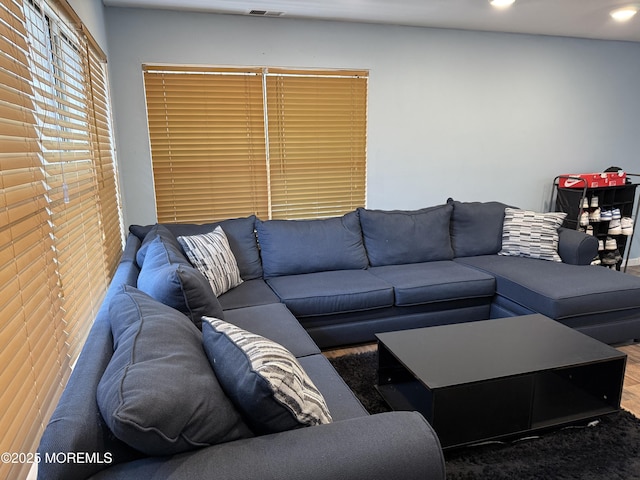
[202,317,333,435]
[499,208,567,262]
[178,226,244,296]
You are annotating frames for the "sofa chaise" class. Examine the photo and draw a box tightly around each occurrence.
[37,199,640,479]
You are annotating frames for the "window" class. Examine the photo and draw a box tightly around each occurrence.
[143,66,368,222]
[0,1,122,478]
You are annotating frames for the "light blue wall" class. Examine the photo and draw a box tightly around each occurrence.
[68,0,109,55]
[104,7,640,260]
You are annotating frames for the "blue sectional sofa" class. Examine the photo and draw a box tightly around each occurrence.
[37,199,640,479]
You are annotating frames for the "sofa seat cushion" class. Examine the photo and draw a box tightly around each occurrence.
[97,286,252,456]
[223,303,320,357]
[297,354,369,421]
[202,318,333,435]
[218,279,280,311]
[256,211,368,278]
[266,270,394,317]
[358,205,454,266]
[456,255,640,319]
[368,261,495,307]
[137,236,223,328]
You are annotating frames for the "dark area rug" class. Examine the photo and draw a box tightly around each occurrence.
[328,350,640,480]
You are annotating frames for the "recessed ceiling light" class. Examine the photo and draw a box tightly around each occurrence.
[610,6,638,22]
[489,0,516,8]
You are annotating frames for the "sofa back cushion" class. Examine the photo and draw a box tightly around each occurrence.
[256,211,369,277]
[137,236,224,328]
[97,286,252,456]
[448,199,509,257]
[358,205,454,266]
[130,215,262,280]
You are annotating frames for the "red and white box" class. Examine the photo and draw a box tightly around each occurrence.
[559,172,627,188]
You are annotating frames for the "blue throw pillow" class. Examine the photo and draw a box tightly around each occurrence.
[256,211,369,277]
[97,286,252,456]
[358,205,454,266]
[135,224,182,268]
[202,317,333,435]
[137,236,224,328]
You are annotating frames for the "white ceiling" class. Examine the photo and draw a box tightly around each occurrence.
[103,0,640,43]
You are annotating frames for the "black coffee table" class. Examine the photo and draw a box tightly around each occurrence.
[375,314,627,449]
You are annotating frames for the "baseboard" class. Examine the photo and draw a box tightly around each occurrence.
[626,257,640,267]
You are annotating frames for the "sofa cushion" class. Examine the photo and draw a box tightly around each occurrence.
[266,270,394,317]
[358,205,454,267]
[223,303,320,357]
[256,211,369,278]
[218,278,280,311]
[297,354,369,421]
[135,223,182,267]
[178,226,243,296]
[448,199,509,257]
[137,236,223,328]
[97,286,252,456]
[202,318,333,435]
[499,208,566,262]
[456,255,640,320]
[368,261,495,307]
[130,216,263,280]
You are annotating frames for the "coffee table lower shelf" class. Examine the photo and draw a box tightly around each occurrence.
[376,372,621,450]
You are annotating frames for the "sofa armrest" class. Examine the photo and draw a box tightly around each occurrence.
[557,227,598,265]
[90,411,445,480]
[37,235,144,480]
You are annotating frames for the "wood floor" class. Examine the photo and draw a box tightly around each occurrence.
[619,343,640,417]
[324,342,640,418]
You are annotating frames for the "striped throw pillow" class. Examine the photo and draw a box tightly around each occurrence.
[178,226,243,296]
[499,208,567,262]
[202,317,333,434]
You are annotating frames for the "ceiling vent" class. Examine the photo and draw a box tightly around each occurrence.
[249,10,285,17]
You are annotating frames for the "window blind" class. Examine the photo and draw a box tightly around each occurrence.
[144,66,269,223]
[87,46,122,274]
[266,70,367,219]
[143,66,368,222]
[0,3,68,479]
[25,0,110,362]
[0,1,122,477]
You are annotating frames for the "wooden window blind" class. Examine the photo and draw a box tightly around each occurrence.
[266,70,367,219]
[86,46,122,274]
[0,1,122,477]
[0,4,68,479]
[25,0,111,361]
[144,66,269,223]
[143,66,368,222]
